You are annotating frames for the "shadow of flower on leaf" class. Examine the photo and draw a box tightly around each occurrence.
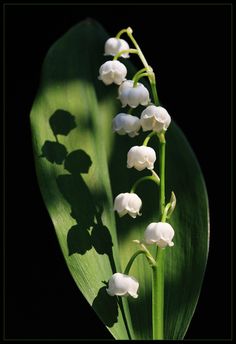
[41,140,68,164]
[92,286,118,328]
[40,109,119,327]
[49,109,76,137]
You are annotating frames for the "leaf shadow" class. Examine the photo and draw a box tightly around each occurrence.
[92,286,119,328]
[41,140,68,164]
[40,109,118,328]
[40,109,76,164]
[49,109,76,137]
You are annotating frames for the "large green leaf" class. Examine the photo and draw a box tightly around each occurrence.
[30,19,209,340]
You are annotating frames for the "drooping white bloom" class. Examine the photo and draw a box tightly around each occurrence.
[98,60,127,85]
[104,37,130,58]
[106,272,139,298]
[127,145,156,171]
[144,222,175,248]
[112,113,141,137]
[141,105,171,133]
[114,192,142,218]
[118,80,150,108]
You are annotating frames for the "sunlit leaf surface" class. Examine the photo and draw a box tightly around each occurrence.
[30,20,209,340]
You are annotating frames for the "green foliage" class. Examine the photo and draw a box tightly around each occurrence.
[30,19,209,339]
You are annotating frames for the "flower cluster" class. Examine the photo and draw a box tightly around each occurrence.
[98,28,176,299]
[98,36,171,136]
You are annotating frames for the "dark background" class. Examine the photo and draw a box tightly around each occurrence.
[4,3,231,340]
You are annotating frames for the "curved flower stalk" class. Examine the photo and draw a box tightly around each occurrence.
[98,27,177,340]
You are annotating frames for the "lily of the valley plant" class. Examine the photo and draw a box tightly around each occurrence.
[98,27,177,340]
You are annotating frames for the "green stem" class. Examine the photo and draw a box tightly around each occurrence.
[113,48,138,60]
[150,74,159,106]
[120,27,159,105]
[116,27,159,106]
[133,72,151,87]
[116,27,165,340]
[126,29,149,69]
[126,29,159,105]
[151,132,166,340]
[152,248,165,339]
[116,28,129,38]
[159,133,166,215]
[143,131,157,146]
[161,203,171,222]
[124,250,146,275]
[130,173,160,193]
[133,66,152,77]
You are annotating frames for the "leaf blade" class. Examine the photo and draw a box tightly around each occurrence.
[30,19,209,340]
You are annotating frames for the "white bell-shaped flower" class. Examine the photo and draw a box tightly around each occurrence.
[114,192,142,218]
[112,113,141,137]
[144,222,175,248]
[106,272,139,298]
[118,80,150,108]
[98,60,127,85]
[141,105,171,133]
[104,37,130,58]
[127,145,156,171]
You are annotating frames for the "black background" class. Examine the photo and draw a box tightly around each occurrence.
[4,3,232,340]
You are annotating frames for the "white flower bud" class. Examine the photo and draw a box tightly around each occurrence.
[106,272,139,298]
[112,113,141,137]
[127,145,156,171]
[104,37,130,58]
[114,192,142,218]
[118,80,150,108]
[98,60,127,85]
[144,222,175,248]
[141,105,171,133]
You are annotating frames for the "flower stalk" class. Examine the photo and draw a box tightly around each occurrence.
[150,131,167,339]
[152,248,165,339]
[126,28,159,105]
[98,27,176,341]
[159,134,166,215]
[113,48,138,60]
[130,173,160,194]
[133,72,152,87]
